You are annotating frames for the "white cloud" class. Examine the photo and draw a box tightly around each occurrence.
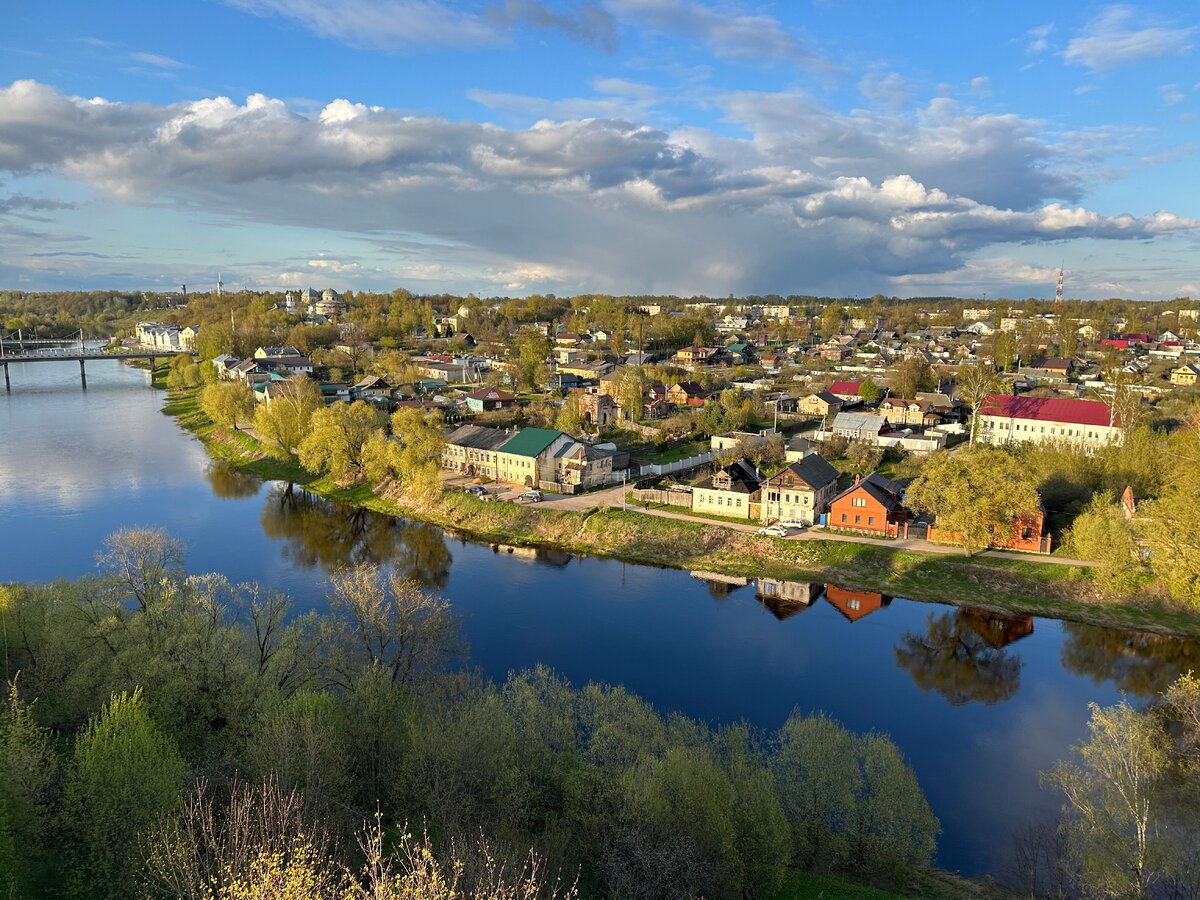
[1025,22,1054,54]
[1064,5,1195,72]
[0,80,1194,296]
[1160,83,1186,105]
[128,51,187,69]
[968,76,991,98]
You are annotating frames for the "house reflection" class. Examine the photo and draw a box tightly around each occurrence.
[690,571,750,601]
[756,579,823,620]
[824,585,893,623]
[961,608,1034,649]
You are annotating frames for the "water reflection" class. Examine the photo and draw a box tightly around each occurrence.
[205,462,262,499]
[1060,623,1200,698]
[894,609,1025,707]
[258,485,452,588]
[825,585,892,623]
[755,579,822,620]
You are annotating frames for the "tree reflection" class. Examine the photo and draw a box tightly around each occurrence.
[205,461,262,499]
[1060,623,1200,698]
[258,485,451,588]
[894,609,1023,707]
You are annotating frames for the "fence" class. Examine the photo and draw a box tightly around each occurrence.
[638,451,714,477]
[631,487,693,507]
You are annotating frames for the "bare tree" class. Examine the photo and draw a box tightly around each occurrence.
[324,563,461,688]
[95,527,186,611]
[955,363,999,447]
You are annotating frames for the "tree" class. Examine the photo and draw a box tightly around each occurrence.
[1135,479,1200,606]
[362,407,445,502]
[0,678,57,894]
[297,402,386,481]
[894,610,1021,706]
[889,356,934,400]
[818,304,845,340]
[555,392,585,435]
[846,441,883,477]
[62,689,185,898]
[858,377,883,405]
[513,330,552,391]
[324,563,461,688]
[253,376,324,459]
[95,527,186,611]
[991,331,1017,372]
[200,381,254,431]
[1043,700,1172,899]
[905,448,1041,554]
[615,367,647,422]
[954,363,998,446]
[1064,493,1147,597]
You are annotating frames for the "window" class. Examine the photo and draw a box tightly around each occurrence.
[868,516,874,525]
[852,497,867,508]
[841,513,847,523]
[854,515,861,524]
[847,598,861,610]
[736,499,742,507]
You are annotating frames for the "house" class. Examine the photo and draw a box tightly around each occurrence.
[579,390,617,426]
[442,424,513,479]
[796,391,843,418]
[255,346,301,359]
[1026,357,1075,380]
[875,397,942,428]
[756,579,821,619]
[464,386,516,413]
[256,356,314,377]
[827,473,909,537]
[759,454,840,526]
[671,346,717,366]
[642,397,671,420]
[350,375,392,402]
[927,505,1051,554]
[829,411,890,443]
[828,380,864,403]
[552,440,615,489]
[784,434,814,463]
[690,459,763,520]
[666,381,708,407]
[978,395,1123,449]
[493,427,573,488]
[824,586,892,623]
[625,351,655,366]
[180,326,201,351]
[1169,363,1200,385]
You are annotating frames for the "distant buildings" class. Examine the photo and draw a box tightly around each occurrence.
[978,395,1123,449]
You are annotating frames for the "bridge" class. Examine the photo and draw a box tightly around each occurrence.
[0,345,192,391]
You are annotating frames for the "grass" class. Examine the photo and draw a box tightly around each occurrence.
[162,387,1200,638]
[770,869,1009,899]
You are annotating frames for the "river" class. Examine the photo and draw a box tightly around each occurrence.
[1,358,1196,880]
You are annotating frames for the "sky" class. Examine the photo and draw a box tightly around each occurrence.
[1,0,1198,300]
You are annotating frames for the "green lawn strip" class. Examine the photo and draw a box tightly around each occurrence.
[161,388,1200,638]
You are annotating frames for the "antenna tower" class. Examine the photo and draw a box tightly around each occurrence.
[1054,264,1064,310]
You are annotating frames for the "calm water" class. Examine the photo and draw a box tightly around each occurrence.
[1,360,1195,879]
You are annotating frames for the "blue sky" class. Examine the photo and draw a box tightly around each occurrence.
[1,0,1198,299]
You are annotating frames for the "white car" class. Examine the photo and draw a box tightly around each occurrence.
[757,524,790,537]
[778,521,808,531]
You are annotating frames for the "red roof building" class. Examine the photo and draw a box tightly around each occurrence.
[829,380,863,401]
[978,394,1123,448]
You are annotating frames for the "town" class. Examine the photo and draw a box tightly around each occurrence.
[77,280,1192,601]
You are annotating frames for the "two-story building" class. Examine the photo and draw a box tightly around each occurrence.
[827,473,909,536]
[759,454,840,526]
[977,395,1123,449]
[691,459,763,520]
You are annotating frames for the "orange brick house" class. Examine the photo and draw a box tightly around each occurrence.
[926,507,1051,554]
[827,473,910,537]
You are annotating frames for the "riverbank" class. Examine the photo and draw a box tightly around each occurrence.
[163,388,1198,638]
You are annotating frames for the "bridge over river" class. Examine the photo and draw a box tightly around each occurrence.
[0,332,193,390]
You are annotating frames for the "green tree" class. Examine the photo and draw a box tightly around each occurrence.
[361,407,445,502]
[0,678,57,895]
[200,381,254,431]
[513,330,552,391]
[858,378,883,405]
[906,448,1041,554]
[889,356,934,400]
[1065,493,1147,596]
[1136,479,1200,606]
[846,441,883,477]
[1043,700,1172,899]
[62,689,185,898]
[252,376,324,459]
[297,402,386,481]
[555,392,584,435]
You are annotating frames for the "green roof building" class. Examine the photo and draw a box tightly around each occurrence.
[499,427,565,457]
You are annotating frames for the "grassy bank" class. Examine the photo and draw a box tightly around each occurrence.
[163,389,1198,638]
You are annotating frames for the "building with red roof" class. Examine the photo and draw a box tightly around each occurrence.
[978,394,1123,449]
[828,380,863,402]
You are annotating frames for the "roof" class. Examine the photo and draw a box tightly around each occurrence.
[831,411,886,433]
[499,427,565,457]
[833,472,905,510]
[773,454,839,489]
[980,394,1114,428]
[809,390,841,404]
[464,386,515,401]
[693,458,762,493]
[829,380,862,396]
[671,381,706,397]
[445,424,512,451]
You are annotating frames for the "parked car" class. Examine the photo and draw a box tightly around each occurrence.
[465,485,488,497]
[778,521,808,531]
[757,524,790,537]
[519,490,544,503]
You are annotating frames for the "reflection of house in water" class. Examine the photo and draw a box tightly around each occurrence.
[824,585,892,623]
[690,570,750,600]
[756,579,824,620]
[491,544,573,567]
[962,608,1034,648]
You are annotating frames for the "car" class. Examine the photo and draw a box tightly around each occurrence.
[519,490,544,503]
[778,521,808,531]
[465,485,488,497]
[757,524,790,537]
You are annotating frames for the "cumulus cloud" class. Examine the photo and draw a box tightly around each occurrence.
[0,80,1194,296]
[1064,5,1195,72]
